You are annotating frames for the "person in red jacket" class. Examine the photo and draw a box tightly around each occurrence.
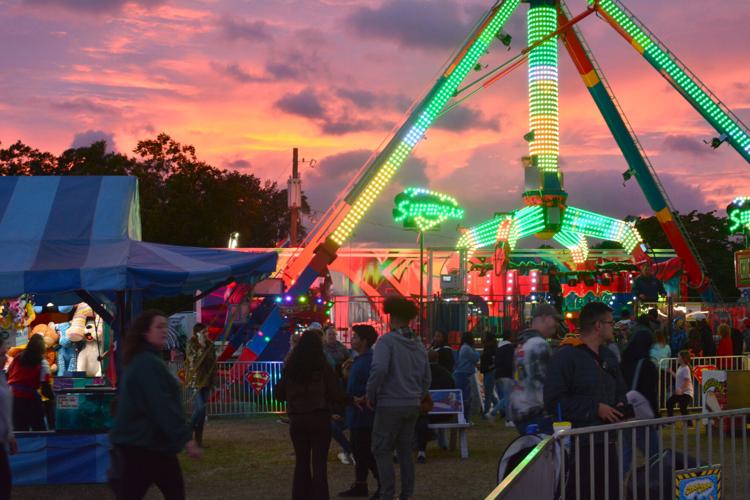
[7,334,51,431]
[716,324,734,369]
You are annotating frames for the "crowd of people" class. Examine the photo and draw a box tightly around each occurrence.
[272,293,750,500]
[3,290,738,500]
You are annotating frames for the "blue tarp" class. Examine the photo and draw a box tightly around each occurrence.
[0,176,277,298]
[11,433,110,485]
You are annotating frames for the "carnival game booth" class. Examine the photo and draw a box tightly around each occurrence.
[0,176,277,485]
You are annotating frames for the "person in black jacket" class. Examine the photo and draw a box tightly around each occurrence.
[697,317,716,356]
[621,317,658,414]
[544,302,627,500]
[479,333,497,417]
[276,329,349,500]
[430,330,454,373]
[415,350,456,463]
[490,335,515,425]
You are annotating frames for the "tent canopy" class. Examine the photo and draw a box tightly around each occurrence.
[0,176,277,298]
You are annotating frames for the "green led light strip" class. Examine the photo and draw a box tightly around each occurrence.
[510,205,545,250]
[528,3,559,172]
[553,230,589,263]
[561,206,642,253]
[456,215,514,250]
[590,0,750,159]
[329,0,522,246]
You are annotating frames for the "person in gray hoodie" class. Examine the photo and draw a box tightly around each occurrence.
[365,297,431,500]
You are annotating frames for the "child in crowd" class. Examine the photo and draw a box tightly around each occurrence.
[666,350,694,419]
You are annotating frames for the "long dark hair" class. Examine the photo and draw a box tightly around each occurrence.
[284,329,327,383]
[20,334,46,366]
[122,309,166,366]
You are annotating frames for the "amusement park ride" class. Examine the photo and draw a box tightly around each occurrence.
[224,0,749,363]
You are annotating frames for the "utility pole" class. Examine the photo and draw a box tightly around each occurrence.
[288,148,301,247]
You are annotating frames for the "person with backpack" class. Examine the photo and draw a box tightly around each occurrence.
[509,304,560,435]
[621,316,661,473]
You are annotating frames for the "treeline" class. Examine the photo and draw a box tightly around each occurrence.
[0,134,309,248]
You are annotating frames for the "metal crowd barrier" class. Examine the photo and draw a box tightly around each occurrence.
[657,355,750,413]
[173,360,286,416]
[488,408,750,500]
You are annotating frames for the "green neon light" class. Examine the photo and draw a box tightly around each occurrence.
[553,230,589,263]
[330,0,521,246]
[561,206,642,253]
[457,215,505,250]
[393,187,464,232]
[728,197,750,234]
[528,2,559,173]
[591,0,750,158]
[507,206,545,249]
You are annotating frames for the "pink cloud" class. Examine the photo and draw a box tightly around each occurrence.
[0,0,747,247]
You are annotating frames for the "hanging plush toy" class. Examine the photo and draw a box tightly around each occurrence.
[56,321,77,376]
[67,303,103,377]
[77,316,103,377]
[40,323,60,374]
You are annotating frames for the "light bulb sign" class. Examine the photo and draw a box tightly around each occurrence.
[393,187,464,232]
[728,197,750,234]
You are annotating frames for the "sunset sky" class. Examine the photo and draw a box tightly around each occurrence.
[1,0,748,246]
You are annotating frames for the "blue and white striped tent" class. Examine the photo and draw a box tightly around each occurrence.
[0,176,277,298]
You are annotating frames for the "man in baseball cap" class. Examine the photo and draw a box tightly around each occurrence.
[507,303,561,435]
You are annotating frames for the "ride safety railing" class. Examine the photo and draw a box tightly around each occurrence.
[657,355,750,413]
[170,360,285,417]
[488,408,750,500]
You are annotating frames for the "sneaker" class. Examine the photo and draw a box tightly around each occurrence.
[417,452,426,464]
[483,411,495,420]
[338,483,369,497]
[506,420,515,427]
[337,452,352,465]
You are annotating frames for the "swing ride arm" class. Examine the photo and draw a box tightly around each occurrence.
[235,0,523,362]
[559,2,717,297]
[589,0,750,163]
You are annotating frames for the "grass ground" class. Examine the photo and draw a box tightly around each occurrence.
[15,414,520,500]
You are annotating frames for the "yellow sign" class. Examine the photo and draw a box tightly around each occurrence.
[675,466,721,499]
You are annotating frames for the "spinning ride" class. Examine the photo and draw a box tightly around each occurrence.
[231,0,750,363]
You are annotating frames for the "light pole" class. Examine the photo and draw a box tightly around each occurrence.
[393,187,464,341]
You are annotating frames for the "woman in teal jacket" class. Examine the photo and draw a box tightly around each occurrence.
[110,310,201,500]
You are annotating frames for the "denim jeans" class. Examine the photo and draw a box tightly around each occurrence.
[453,371,473,423]
[492,377,513,420]
[331,419,352,454]
[191,387,211,431]
[371,406,419,500]
[482,373,498,415]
